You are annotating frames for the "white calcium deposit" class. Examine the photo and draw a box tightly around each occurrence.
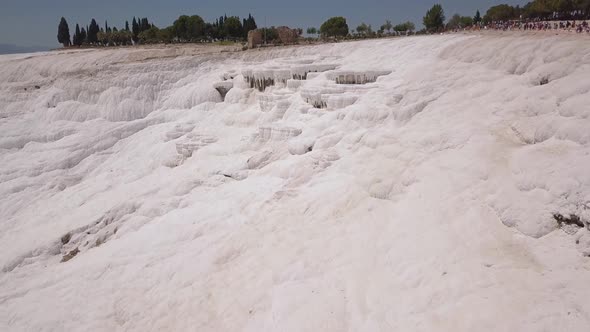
[1,34,590,331]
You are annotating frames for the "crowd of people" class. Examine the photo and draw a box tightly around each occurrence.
[483,19,590,33]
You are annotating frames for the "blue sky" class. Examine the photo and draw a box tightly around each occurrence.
[1,0,525,48]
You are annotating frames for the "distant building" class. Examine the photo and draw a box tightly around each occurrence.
[247,30,263,49]
[247,26,301,49]
[275,26,300,45]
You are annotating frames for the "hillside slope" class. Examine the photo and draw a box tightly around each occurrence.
[1,34,590,331]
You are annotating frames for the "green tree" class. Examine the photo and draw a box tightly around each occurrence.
[558,0,575,12]
[139,18,150,32]
[97,31,108,46]
[217,15,227,39]
[173,15,190,41]
[356,22,370,36]
[447,14,473,29]
[132,17,139,41]
[173,15,206,41]
[57,17,71,47]
[574,0,590,14]
[394,21,416,33]
[367,24,375,37]
[242,14,257,38]
[109,30,129,45]
[204,23,218,40]
[223,16,243,40]
[111,30,121,45]
[260,27,279,43]
[80,27,87,44]
[158,27,174,43]
[383,20,393,34]
[460,16,473,27]
[320,16,349,38]
[423,4,445,32]
[73,24,82,46]
[447,14,461,29]
[356,23,374,37]
[88,19,99,44]
[521,0,584,18]
[474,10,482,23]
[138,26,160,43]
[484,4,517,23]
[187,15,205,41]
[121,30,132,45]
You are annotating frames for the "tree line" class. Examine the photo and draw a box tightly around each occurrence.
[421,0,590,33]
[58,14,257,47]
[58,1,590,47]
[482,0,590,22]
[312,1,590,39]
[305,17,415,39]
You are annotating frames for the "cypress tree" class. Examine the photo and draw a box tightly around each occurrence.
[140,18,149,32]
[125,21,129,31]
[73,24,81,46]
[80,28,87,44]
[218,16,224,39]
[251,14,257,30]
[57,17,71,47]
[244,14,257,34]
[132,17,139,40]
[88,19,99,44]
[72,25,78,46]
[241,14,257,38]
[474,10,482,23]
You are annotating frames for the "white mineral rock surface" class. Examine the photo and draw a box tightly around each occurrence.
[1,34,590,331]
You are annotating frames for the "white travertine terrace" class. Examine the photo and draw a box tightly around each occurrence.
[2,35,590,331]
